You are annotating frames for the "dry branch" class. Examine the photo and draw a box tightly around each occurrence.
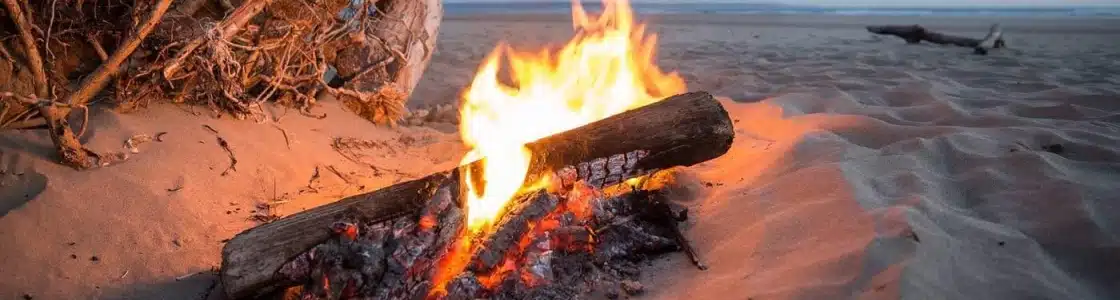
[2,0,48,98]
[64,0,173,106]
[162,0,276,79]
[219,91,734,298]
[3,0,95,168]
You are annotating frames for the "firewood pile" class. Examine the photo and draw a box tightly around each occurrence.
[276,172,693,300]
[0,0,440,169]
[219,92,735,299]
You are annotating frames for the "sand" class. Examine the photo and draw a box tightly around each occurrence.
[3,13,1120,299]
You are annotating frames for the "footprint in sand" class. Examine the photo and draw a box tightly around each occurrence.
[0,152,49,217]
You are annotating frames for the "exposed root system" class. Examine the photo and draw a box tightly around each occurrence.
[0,0,437,169]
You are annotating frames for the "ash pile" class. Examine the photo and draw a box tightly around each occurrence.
[273,174,697,300]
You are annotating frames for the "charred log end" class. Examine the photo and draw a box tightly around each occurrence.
[219,172,448,299]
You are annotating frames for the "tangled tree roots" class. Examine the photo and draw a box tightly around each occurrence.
[1,0,441,168]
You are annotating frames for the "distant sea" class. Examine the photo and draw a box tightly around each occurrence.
[444,2,1120,17]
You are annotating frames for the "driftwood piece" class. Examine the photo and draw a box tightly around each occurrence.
[219,91,734,298]
[327,0,443,125]
[867,24,1005,55]
[336,0,441,96]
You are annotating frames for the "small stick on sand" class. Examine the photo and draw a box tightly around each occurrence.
[175,272,197,281]
[643,191,707,270]
[306,166,321,190]
[325,165,354,185]
[272,124,291,150]
[202,125,238,176]
[168,178,184,192]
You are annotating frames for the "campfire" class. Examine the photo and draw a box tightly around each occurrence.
[218,1,734,299]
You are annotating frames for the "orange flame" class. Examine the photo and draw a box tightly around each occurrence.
[457,0,686,233]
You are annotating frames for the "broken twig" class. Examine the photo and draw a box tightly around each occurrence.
[325,165,353,185]
[306,166,321,190]
[202,125,238,176]
[272,124,291,150]
[643,191,707,270]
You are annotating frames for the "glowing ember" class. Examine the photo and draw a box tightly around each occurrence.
[458,0,686,233]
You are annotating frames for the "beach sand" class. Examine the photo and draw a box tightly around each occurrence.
[2,14,1120,299]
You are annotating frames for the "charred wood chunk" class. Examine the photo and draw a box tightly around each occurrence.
[470,191,559,273]
[591,191,681,263]
[276,184,463,300]
[375,185,464,299]
[594,219,677,263]
[551,226,594,253]
[546,251,596,288]
[591,193,639,225]
[445,274,485,300]
[520,250,555,287]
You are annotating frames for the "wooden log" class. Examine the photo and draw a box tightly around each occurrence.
[219,91,734,299]
[867,23,1004,55]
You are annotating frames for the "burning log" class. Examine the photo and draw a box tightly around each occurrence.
[469,191,560,274]
[438,187,688,300]
[219,91,733,298]
[867,24,1005,55]
[280,178,690,300]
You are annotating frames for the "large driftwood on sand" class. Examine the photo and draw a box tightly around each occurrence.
[219,91,735,299]
[867,24,1005,55]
